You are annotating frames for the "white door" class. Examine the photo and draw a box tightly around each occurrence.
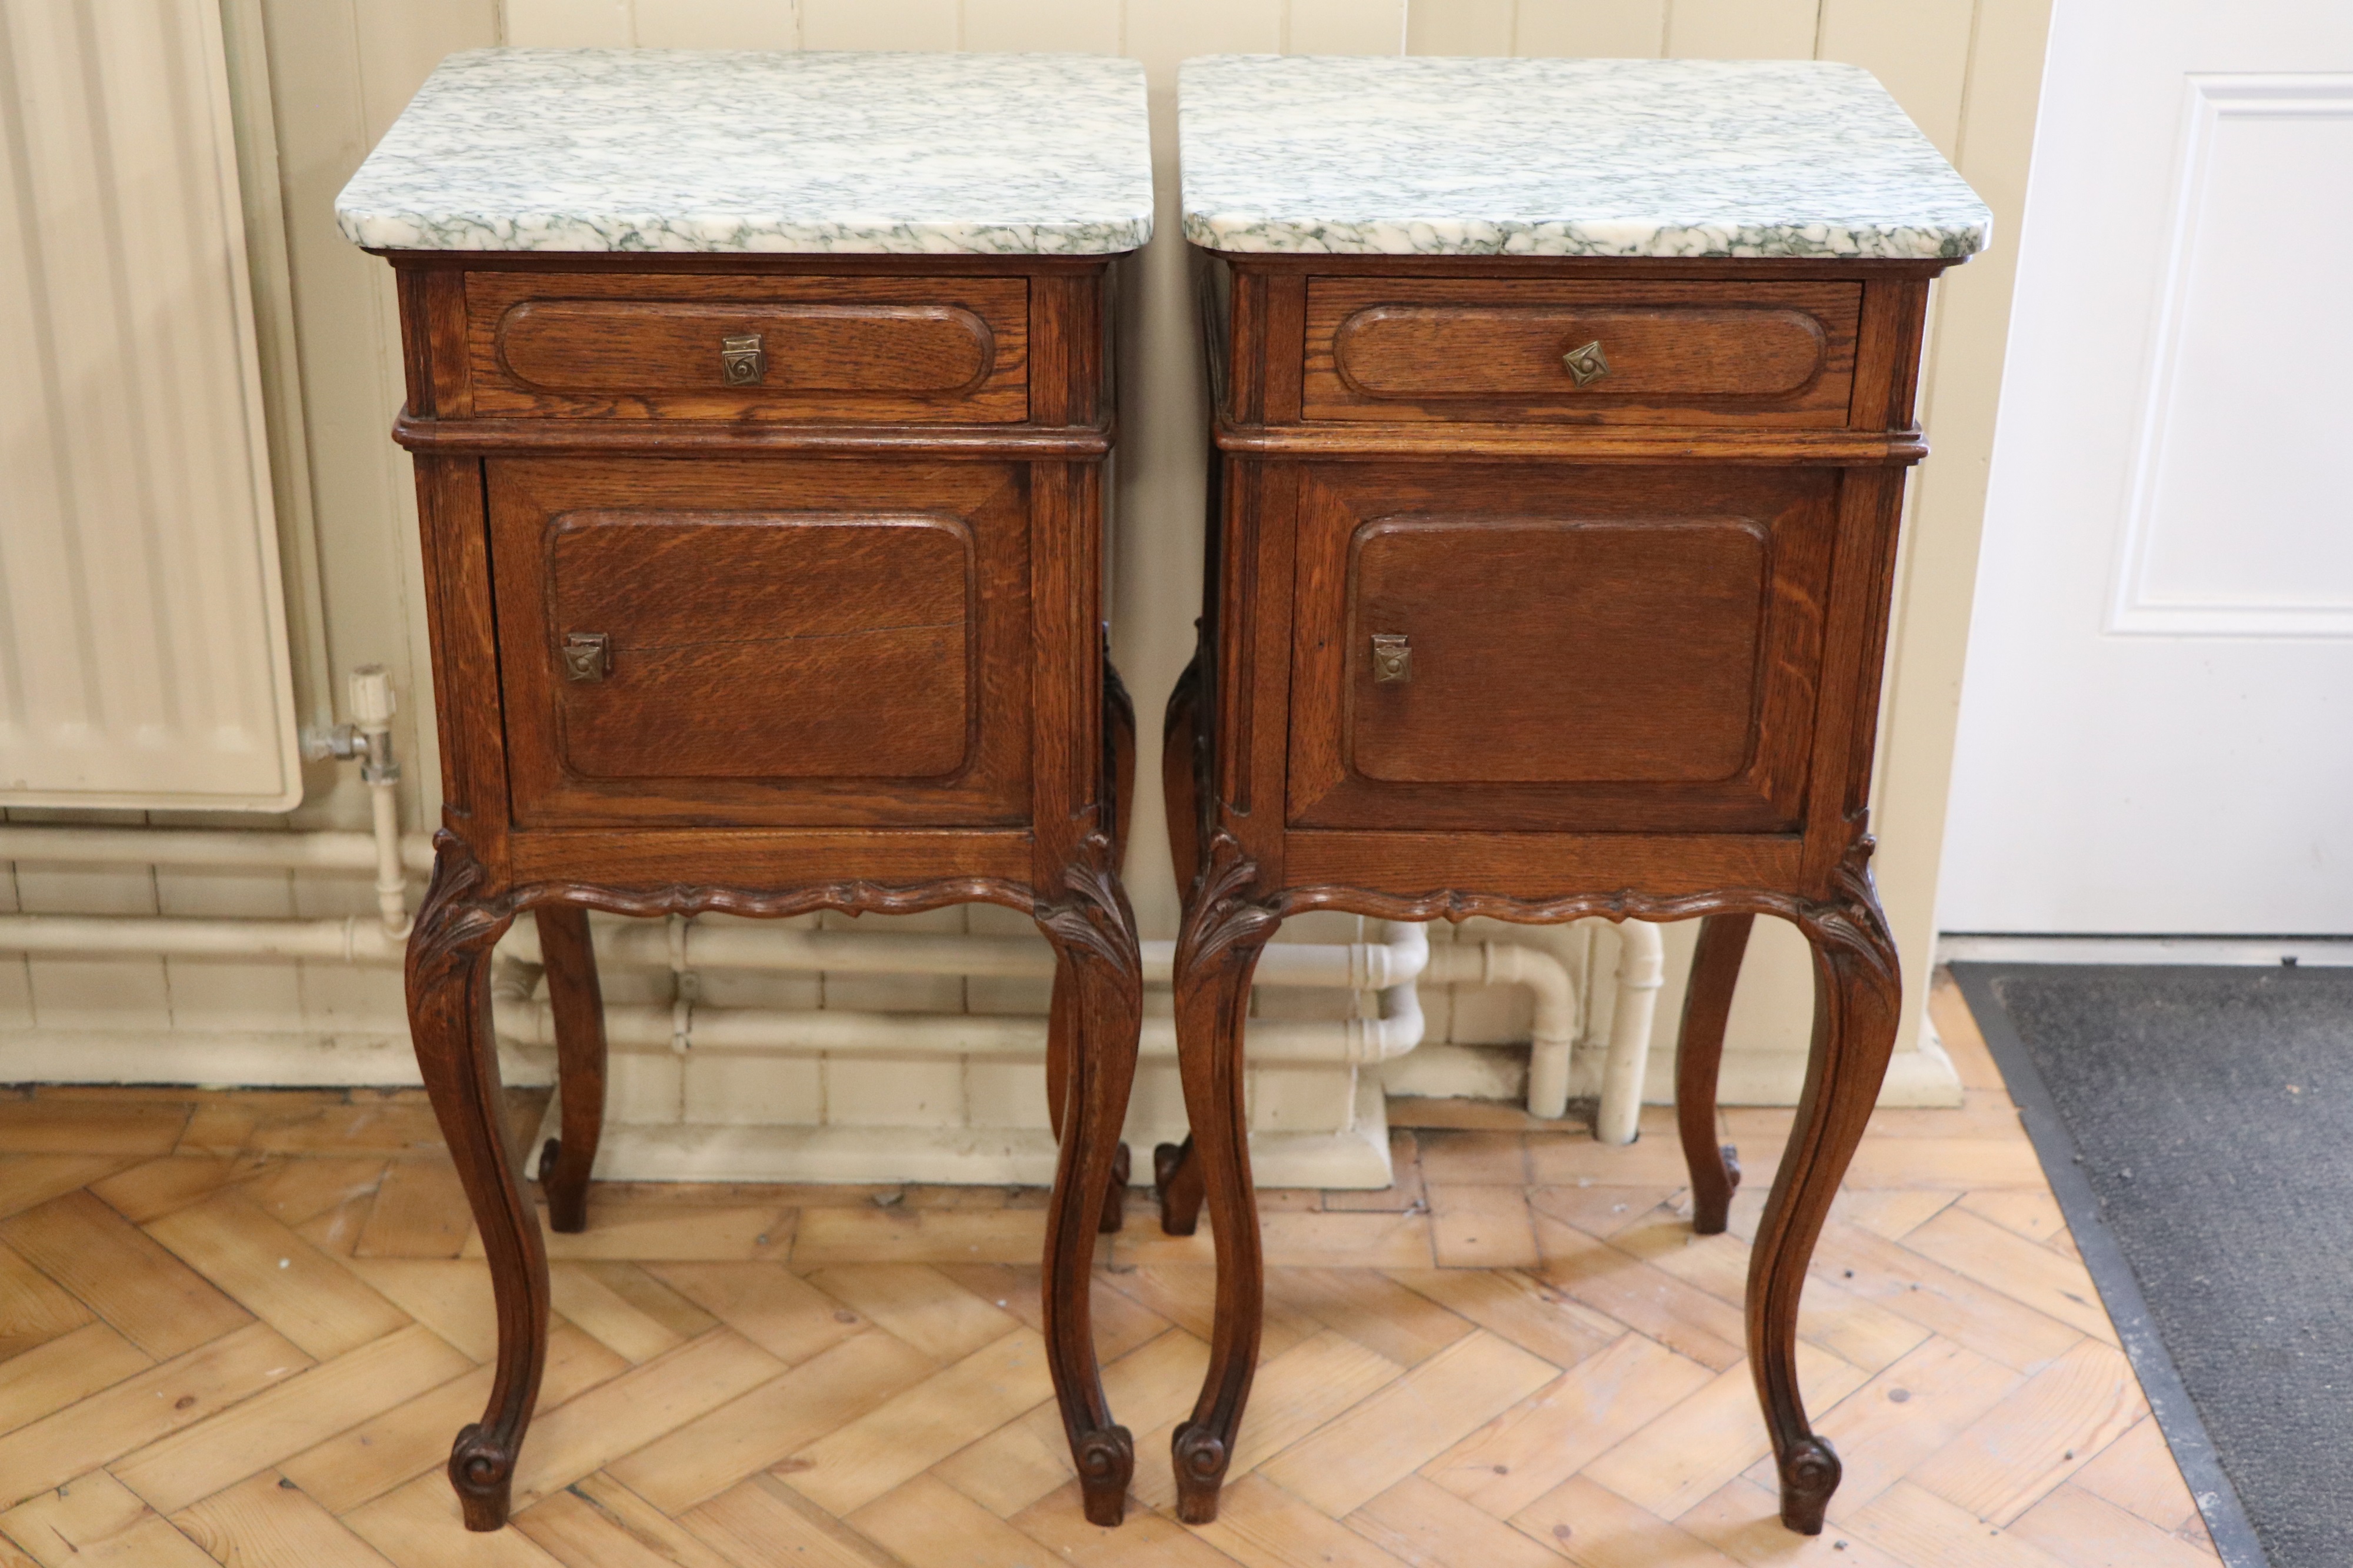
[1939,0,2353,936]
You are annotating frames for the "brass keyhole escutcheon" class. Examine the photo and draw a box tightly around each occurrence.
[721,332,767,386]
[1371,632,1412,684]
[1561,339,1610,386]
[561,632,611,683]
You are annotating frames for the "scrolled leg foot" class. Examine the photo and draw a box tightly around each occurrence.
[1171,1422,1231,1524]
[534,904,605,1236]
[409,835,542,1533]
[1098,1143,1131,1235]
[1678,913,1754,1236]
[1169,835,1276,1532]
[1154,1137,1204,1236]
[1748,837,1899,1537]
[1075,1423,1136,1525]
[1777,1435,1842,1534]
[1035,832,1145,1529]
[536,1137,585,1234]
[1700,1144,1743,1236]
[449,1422,516,1532]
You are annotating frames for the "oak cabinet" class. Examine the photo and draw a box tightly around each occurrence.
[1161,52,1992,1539]
[337,48,1153,1535]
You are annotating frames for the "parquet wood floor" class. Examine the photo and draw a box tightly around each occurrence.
[0,971,2220,1567]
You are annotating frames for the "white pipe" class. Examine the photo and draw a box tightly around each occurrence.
[1595,921,1667,1146]
[1423,939,1581,1121]
[0,913,402,963]
[501,922,1055,978]
[0,825,435,876]
[349,666,412,939]
[493,986,1425,1066]
[0,895,1609,1117]
[495,916,1434,991]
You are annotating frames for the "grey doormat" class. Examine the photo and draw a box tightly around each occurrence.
[1951,963,2353,1568]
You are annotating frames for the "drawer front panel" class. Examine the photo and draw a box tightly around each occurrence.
[466,273,1028,422]
[492,458,1031,829]
[1303,280,1859,426]
[1288,464,1838,834]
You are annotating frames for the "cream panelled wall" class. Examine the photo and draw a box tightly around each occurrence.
[0,0,2052,1115]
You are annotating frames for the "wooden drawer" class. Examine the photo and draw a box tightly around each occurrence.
[489,456,1032,828]
[1287,463,1838,833]
[465,273,1028,422]
[1302,279,1860,426]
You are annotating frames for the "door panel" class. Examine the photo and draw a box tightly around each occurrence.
[1347,515,1768,784]
[1287,463,1838,834]
[547,513,973,781]
[489,457,1031,828]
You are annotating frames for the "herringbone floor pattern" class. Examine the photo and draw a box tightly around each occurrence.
[0,972,2219,1568]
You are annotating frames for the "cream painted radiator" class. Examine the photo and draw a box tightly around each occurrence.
[0,0,298,809]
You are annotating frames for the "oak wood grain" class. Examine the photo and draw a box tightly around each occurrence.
[1171,243,1959,1535]
[1307,279,1859,426]
[384,248,1141,1530]
[466,272,1027,423]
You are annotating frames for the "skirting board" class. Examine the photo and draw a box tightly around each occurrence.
[541,1073,1398,1189]
[1939,932,2353,967]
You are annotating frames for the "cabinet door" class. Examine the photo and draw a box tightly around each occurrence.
[1287,464,1838,834]
[490,457,1031,828]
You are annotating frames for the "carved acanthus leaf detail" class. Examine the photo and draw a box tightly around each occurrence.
[1176,831,1279,974]
[1034,830,1142,983]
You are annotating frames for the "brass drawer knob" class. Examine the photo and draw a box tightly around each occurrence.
[1561,338,1610,386]
[1371,632,1412,684]
[720,332,766,386]
[561,632,611,682]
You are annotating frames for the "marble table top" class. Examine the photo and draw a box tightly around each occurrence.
[1179,55,1989,260]
[336,49,1154,255]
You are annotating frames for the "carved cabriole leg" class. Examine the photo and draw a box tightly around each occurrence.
[1750,862,1901,1534]
[1154,1139,1204,1236]
[1160,649,1204,900]
[1154,650,1207,1236]
[1106,651,1137,854]
[1676,913,1754,1236]
[1103,655,1136,1231]
[1047,658,1141,1237]
[406,837,539,1532]
[1169,835,1277,1523]
[1047,960,1132,1236]
[532,904,606,1235]
[1035,832,1144,1526]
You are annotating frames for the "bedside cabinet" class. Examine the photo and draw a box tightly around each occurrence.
[336,49,1154,1530]
[1158,56,1990,1534]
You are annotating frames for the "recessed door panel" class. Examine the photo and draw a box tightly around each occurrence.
[1347,516,1768,784]
[1287,464,1838,834]
[548,514,973,782]
[490,457,1031,829]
